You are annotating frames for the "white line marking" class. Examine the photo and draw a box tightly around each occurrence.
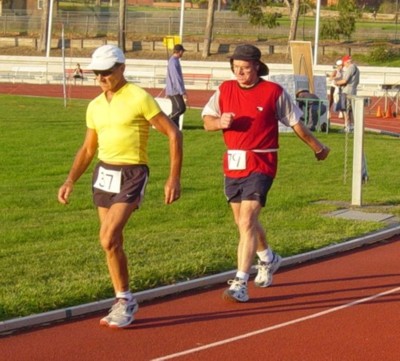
[151,286,400,361]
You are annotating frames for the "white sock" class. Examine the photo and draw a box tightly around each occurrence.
[116,290,133,301]
[257,248,274,263]
[235,271,249,282]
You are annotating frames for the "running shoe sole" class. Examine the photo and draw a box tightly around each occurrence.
[222,289,249,303]
[100,302,139,328]
[254,255,283,288]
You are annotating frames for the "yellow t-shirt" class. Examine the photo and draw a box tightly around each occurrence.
[86,83,161,164]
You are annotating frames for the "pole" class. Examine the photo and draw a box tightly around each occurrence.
[61,23,67,108]
[46,0,54,58]
[179,0,185,42]
[313,0,321,66]
[396,0,399,41]
[351,96,365,206]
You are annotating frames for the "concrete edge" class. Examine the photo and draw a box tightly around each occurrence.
[1,225,400,335]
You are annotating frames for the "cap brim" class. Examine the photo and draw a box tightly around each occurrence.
[87,59,116,71]
[230,55,255,61]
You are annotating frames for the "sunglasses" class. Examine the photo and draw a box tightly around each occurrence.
[93,65,118,77]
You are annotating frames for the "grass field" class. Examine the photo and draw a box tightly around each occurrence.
[1,94,399,322]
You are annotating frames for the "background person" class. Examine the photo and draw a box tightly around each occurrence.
[166,44,187,128]
[327,59,343,118]
[202,44,330,303]
[296,89,327,132]
[72,63,84,85]
[57,44,183,328]
[335,55,360,132]
[335,54,368,181]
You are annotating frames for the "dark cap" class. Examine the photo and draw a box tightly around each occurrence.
[230,44,269,76]
[296,89,310,98]
[173,44,186,52]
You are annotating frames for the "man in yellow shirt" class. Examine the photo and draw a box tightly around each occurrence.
[57,45,183,328]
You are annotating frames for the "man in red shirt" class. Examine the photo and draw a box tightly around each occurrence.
[202,44,330,302]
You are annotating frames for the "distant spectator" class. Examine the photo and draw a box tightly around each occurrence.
[335,55,360,133]
[73,63,84,85]
[327,59,343,117]
[166,44,187,129]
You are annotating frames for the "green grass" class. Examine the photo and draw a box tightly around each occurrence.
[1,94,400,321]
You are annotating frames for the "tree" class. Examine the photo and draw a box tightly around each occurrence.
[39,0,50,52]
[118,0,127,52]
[231,0,281,28]
[337,0,360,39]
[286,0,301,42]
[230,0,301,43]
[202,0,216,59]
[320,0,361,41]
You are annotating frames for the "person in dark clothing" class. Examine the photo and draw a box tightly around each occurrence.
[296,89,327,132]
[166,44,187,129]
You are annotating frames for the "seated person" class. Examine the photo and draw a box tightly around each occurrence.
[296,89,327,132]
[73,63,84,85]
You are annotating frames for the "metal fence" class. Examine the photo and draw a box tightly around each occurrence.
[0,9,397,41]
[1,54,399,100]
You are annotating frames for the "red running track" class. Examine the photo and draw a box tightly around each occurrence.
[0,83,212,109]
[0,237,399,361]
[1,82,400,135]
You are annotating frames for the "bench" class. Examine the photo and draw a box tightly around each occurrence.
[0,71,11,81]
[183,73,211,89]
[11,66,46,84]
[124,70,156,86]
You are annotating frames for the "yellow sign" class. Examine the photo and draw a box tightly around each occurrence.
[163,36,181,50]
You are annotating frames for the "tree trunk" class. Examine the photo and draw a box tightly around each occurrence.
[202,0,216,59]
[39,0,49,52]
[288,0,300,42]
[287,0,301,60]
[118,0,126,52]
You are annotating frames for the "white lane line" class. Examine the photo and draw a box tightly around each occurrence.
[151,286,400,361]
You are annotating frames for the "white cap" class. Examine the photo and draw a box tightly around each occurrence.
[336,59,343,66]
[87,45,125,70]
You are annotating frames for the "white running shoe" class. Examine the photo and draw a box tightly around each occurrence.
[223,278,249,302]
[254,253,282,288]
[100,298,139,328]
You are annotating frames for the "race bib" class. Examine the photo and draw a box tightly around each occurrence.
[93,166,122,193]
[227,150,247,170]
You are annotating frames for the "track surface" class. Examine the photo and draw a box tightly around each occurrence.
[1,82,400,135]
[0,237,399,361]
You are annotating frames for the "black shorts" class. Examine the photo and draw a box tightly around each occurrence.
[224,173,274,207]
[92,162,149,208]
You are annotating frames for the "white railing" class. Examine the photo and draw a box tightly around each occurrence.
[1,55,400,96]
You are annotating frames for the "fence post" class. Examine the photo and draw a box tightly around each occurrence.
[351,96,365,206]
